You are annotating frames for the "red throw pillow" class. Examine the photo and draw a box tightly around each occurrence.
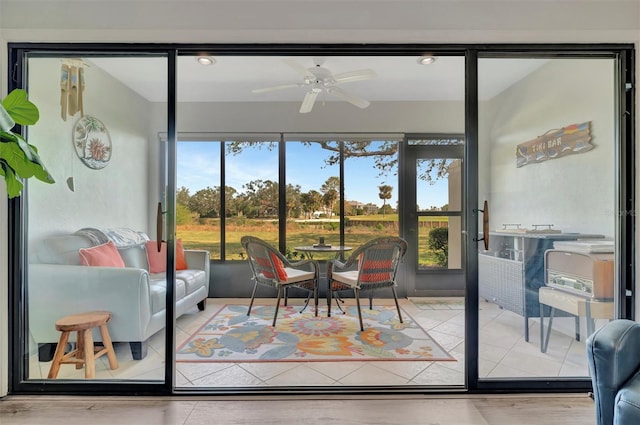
[176,239,188,270]
[359,259,393,282]
[254,253,288,280]
[79,241,125,268]
[146,240,189,273]
[270,252,288,281]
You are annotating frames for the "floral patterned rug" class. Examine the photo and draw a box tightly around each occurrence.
[176,304,455,363]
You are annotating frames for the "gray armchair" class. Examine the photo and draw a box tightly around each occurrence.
[327,236,407,331]
[241,235,319,326]
[587,319,640,425]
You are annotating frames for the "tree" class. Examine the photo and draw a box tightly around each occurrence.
[378,184,393,217]
[417,156,457,185]
[226,139,460,184]
[243,179,278,217]
[285,183,302,218]
[428,226,449,268]
[176,186,191,206]
[188,187,217,218]
[379,204,394,216]
[176,203,196,225]
[300,190,323,219]
[322,189,338,217]
[223,185,238,217]
[320,177,340,216]
[321,176,340,194]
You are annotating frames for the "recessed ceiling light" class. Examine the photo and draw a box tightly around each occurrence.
[418,56,437,65]
[196,56,215,66]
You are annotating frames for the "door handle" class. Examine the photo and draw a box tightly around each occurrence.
[473,200,490,251]
[156,202,165,252]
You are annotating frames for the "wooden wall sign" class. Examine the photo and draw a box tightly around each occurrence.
[516,121,592,168]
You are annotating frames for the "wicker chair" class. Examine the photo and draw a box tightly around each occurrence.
[327,236,408,331]
[241,235,320,326]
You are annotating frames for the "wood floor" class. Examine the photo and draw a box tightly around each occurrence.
[0,394,596,424]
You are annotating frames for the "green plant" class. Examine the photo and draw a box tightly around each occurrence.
[284,246,306,261]
[428,226,449,268]
[0,89,54,198]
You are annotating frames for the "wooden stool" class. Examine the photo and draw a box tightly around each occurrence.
[47,311,119,379]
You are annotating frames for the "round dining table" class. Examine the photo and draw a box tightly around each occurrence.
[294,244,352,259]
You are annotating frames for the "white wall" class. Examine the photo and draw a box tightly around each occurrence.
[175,101,464,133]
[480,58,615,237]
[27,58,154,242]
[0,1,637,44]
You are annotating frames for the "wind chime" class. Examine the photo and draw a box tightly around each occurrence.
[60,58,87,121]
[61,59,88,192]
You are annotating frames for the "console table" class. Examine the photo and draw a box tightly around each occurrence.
[478,231,603,342]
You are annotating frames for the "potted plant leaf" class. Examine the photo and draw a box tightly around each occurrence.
[0,89,54,198]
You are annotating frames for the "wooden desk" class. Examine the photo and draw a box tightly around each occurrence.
[538,286,614,353]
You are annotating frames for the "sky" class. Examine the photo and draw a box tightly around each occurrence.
[177,141,448,209]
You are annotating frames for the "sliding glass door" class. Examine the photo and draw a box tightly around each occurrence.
[21,52,170,384]
[7,44,633,395]
[476,56,620,380]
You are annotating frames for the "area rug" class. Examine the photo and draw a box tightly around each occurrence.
[176,304,455,363]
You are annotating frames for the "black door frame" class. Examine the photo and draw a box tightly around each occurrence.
[402,137,466,298]
[6,42,634,396]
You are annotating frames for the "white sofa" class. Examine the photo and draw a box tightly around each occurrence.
[29,229,210,360]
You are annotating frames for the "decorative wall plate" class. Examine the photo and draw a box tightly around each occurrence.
[73,115,112,169]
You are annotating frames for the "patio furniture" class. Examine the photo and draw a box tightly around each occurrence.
[327,236,408,331]
[241,236,320,326]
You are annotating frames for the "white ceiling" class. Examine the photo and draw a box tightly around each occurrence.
[88,55,549,104]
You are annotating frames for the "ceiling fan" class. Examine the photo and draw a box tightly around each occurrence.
[252,59,377,113]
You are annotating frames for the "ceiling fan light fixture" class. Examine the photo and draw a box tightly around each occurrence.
[253,59,376,113]
[418,55,437,65]
[196,56,216,66]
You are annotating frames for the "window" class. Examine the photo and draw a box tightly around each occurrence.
[177,134,401,260]
[408,135,465,270]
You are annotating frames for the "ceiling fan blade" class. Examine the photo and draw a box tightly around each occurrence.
[283,59,315,78]
[252,83,300,94]
[328,86,370,109]
[299,91,319,113]
[332,69,377,84]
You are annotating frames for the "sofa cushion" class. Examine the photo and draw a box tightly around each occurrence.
[176,269,207,295]
[118,244,149,270]
[148,277,187,314]
[79,241,125,268]
[33,234,93,265]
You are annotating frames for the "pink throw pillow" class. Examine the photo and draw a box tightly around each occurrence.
[79,241,125,268]
[146,240,188,273]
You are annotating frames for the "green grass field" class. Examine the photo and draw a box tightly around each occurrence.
[177,215,448,266]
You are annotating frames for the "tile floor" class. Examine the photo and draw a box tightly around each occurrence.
[30,297,593,387]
